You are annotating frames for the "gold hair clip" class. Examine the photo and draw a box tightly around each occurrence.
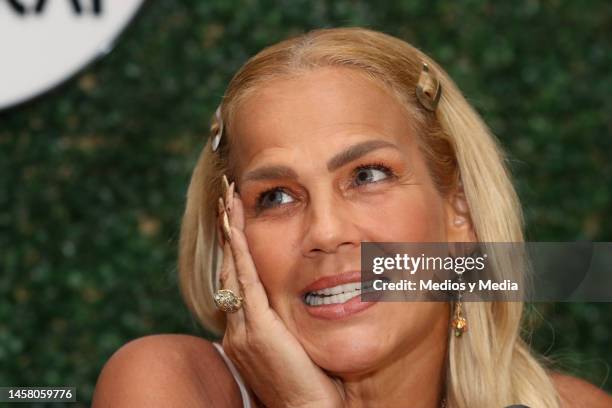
[211,106,224,152]
[416,63,442,112]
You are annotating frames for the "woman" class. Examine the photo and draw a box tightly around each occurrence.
[92,28,612,407]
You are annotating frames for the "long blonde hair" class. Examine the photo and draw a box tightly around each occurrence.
[178,27,560,408]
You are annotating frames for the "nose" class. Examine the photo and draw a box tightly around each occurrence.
[301,187,361,256]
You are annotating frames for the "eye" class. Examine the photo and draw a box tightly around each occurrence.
[352,163,394,186]
[256,188,295,210]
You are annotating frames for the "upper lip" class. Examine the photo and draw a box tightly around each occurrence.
[300,271,362,296]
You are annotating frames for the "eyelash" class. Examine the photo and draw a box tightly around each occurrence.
[254,162,396,212]
[351,162,395,186]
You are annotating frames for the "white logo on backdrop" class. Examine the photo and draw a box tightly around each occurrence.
[0,0,145,110]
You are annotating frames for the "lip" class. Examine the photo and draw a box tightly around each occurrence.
[300,270,362,295]
[302,293,380,320]
[300,270,381,320]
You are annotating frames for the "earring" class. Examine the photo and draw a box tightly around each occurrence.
[452,293,468,337]
[452,300,467,337]
[453,217,466,226]
[451,264,468,337]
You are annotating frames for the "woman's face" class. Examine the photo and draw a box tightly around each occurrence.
[230,67,472,375]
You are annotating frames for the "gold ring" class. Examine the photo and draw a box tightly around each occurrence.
[213,289,244,313]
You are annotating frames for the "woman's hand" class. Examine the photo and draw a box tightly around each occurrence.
[216,183,345,408]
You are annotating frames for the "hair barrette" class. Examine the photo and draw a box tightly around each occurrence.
[416,62,442,112]
[211,106,224,152]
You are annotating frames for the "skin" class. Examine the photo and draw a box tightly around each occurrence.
[91,66,612,408]
[219,66,474,407]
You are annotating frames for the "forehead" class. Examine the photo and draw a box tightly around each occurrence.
[229,66,417,173]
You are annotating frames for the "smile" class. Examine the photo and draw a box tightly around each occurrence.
[303,280,378,306]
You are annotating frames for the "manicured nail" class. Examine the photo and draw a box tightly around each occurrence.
[218,197,226,215]
[221,174,230,199]
[222,211,232,243]
[218,196,231,243]
[226,182,235,213]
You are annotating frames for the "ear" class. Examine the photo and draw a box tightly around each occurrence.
[444,180,477,243]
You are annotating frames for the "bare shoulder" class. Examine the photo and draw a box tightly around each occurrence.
[551,372,612,408]
[92,334,243,407]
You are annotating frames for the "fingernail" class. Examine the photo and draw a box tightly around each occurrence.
[226,182,235,213]
[218,196,226,215]
[221,174,230,199]
[222,211,232,243]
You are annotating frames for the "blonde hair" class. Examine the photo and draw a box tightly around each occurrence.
[178,27,560,408]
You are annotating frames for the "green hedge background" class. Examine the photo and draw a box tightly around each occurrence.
[1,0,610,406]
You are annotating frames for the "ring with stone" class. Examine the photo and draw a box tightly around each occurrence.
[213,289,244,313]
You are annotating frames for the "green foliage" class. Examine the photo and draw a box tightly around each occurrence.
[1,0,610,405]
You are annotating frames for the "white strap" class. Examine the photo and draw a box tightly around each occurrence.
[212,342,252,408]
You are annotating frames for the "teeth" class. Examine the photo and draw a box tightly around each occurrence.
[311,282,362,296]
[304,280,376,306]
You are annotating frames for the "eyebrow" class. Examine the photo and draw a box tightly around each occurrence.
[241,139,399,183]
[327,139,398,172]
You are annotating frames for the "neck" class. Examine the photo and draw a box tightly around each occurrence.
[338,314,449,408]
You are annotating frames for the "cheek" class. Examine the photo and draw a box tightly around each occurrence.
[367,188,446,241]
[244,222,297,298]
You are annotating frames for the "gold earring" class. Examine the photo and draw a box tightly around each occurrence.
[452,299,467,337]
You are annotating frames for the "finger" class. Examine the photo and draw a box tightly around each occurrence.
[220,241,247,332]
[225,180,235,214]
[228,190,270,321]
[217,198,245,330]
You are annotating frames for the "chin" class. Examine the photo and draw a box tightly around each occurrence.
[289,301,444,375]
[299,321,393,375]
